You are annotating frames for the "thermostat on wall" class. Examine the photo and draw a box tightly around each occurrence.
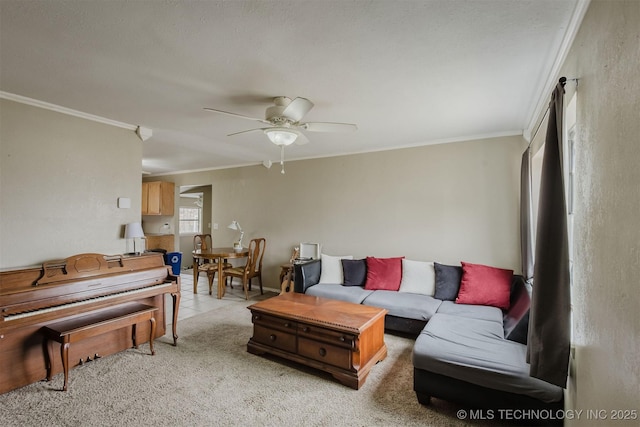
[118,197,131,209]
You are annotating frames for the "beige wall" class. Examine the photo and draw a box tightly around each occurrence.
[3,2,637,414]
[552,1,640,423]
[154,134,526,289]
[0,99,142,268]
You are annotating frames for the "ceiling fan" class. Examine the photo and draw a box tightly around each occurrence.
[204,96,357,173]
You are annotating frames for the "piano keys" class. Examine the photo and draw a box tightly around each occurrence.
[0,252,180,394]
[4,281,176,322]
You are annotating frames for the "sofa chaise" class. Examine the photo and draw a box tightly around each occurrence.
[294,255,564,425]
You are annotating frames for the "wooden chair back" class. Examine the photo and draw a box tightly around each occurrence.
[193,234,212,251]
[244,238,266,276]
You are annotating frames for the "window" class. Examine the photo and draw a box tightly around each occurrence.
[564,94,577,284]
[179,206,201,235]
[529,91,577,288]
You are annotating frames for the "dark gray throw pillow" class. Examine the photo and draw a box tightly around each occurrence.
[434,262,463,300]
[503,276,531,343]
[505,310,529,344]
[341,259,367,287]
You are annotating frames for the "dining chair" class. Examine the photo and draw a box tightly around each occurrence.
[193,234,212,252]
[193,234,231,295]
[222,238,266,300]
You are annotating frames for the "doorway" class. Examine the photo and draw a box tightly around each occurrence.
[179,185,212,269]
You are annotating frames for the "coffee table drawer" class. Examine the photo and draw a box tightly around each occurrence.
[298,337,351,370]
[252,313,297,333]
[253,325,297,353]
[298,324,355,349]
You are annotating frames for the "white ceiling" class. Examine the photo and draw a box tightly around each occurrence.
[0,0,582,175]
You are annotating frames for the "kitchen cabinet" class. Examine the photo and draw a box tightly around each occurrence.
[145,234,175,252]
[142,181,174,216]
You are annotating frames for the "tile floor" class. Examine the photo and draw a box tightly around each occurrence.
[167,268,278,323]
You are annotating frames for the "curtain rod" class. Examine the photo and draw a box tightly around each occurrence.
[528,77,579,147]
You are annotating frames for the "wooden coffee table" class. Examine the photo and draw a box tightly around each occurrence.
[247,293,387,389]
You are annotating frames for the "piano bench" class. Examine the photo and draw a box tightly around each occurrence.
[40,302,159,391]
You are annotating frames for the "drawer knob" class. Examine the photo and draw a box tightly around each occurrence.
[318,347,326,357]
[254,315,261,321]
[339,336,346,342]
[303,327,310,333]
[269,334,276,342]
[284,322,290,328]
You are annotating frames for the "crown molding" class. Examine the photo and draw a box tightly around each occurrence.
[146,130,524,177]
[523,0,590,142]
[0,91,137,131]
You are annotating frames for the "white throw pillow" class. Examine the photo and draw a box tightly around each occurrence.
[318,253,353,284]
[398,259,436,295]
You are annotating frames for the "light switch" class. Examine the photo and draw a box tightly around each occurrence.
[118,197,131,209]
[213,223,218,230]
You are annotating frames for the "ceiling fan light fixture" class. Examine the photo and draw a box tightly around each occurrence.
[264,128,298,146]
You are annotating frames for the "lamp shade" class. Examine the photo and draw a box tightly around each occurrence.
[227,220,242,231]
[264,128,298,146]
[124,222,145,239]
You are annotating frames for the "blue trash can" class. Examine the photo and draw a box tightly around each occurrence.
[164,252,182,275]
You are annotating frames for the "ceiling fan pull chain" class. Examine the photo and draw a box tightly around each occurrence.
[280,145,286,174]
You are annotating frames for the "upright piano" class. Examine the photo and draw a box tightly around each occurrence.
[0,252,180,394]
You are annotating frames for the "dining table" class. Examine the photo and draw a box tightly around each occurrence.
[192,247,249,298]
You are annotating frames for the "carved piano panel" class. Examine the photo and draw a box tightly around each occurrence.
[0,252,180,394]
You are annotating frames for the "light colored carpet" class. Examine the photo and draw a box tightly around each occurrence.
[0,296,488,427]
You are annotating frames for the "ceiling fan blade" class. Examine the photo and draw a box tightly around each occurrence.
[204,108,271,125]
[301,122,358,132]
[294,131,309,145]
[282,97,314,122]
[227,128,267,137]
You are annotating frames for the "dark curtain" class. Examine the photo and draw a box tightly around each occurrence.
[520,147,534,285]
[527,79,571,388]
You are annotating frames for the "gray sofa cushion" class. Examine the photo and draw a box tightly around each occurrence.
[436,300,503,324]
[412,313,563,403]
[361,290,442,321]
[305,284,374,304]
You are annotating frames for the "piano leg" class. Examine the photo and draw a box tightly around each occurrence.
[171,291,180,346]
[44,338,53,382]
[61,342,70,392]
[149,316,156,355]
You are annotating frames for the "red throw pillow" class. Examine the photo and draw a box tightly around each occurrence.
[364,256,404,291]
[455,262,513,310]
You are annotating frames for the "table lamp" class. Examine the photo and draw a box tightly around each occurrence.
[124,222,145,255]
[228,220,244,249]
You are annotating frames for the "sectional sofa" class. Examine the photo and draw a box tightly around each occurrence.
[294,255,564,425]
